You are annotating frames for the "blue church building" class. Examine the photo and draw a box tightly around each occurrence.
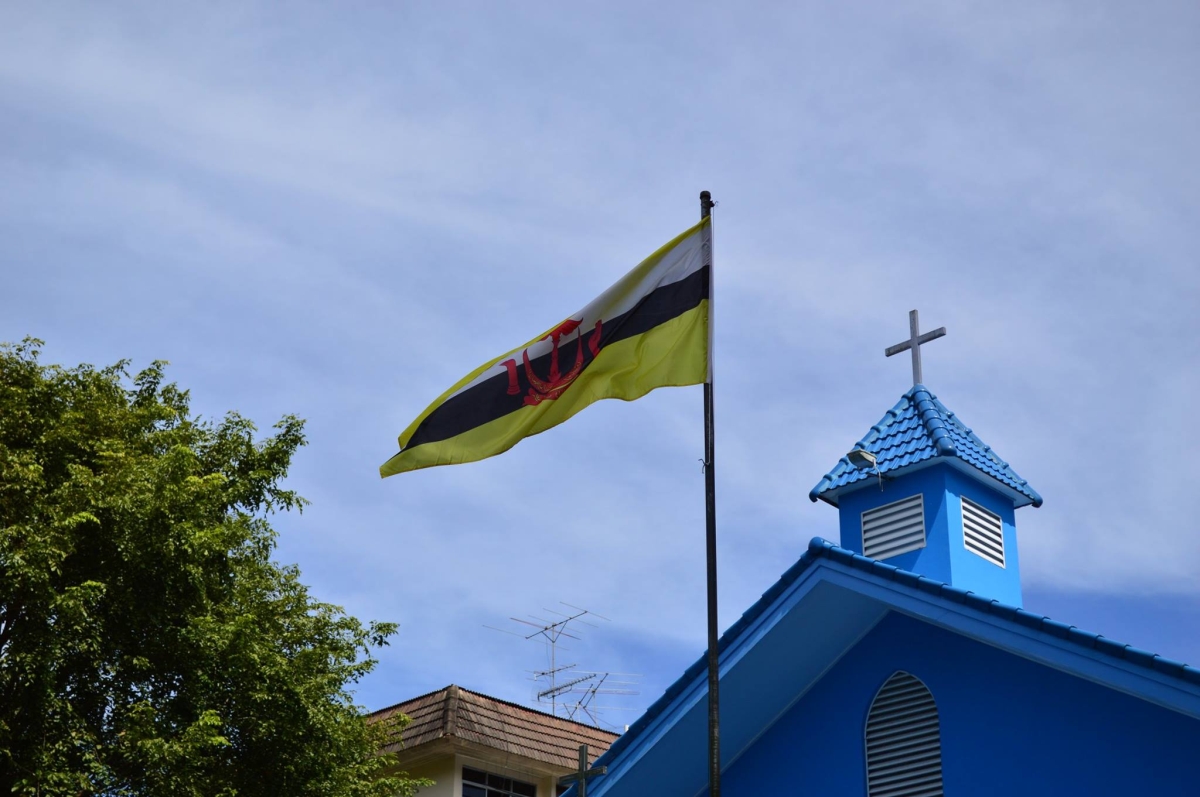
[578,338,1200,795]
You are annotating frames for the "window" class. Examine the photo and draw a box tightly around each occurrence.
[463,768,537,797]
[861,494,925,560]
[961,496,1004,567]
[865,672,943,797]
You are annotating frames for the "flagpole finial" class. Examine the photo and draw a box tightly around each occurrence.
[700,190,713,218]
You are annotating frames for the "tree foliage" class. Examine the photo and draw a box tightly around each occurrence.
[0,339,420,797]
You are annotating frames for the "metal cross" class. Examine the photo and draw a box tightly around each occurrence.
[558,745,607,797]
[884,309,946,386]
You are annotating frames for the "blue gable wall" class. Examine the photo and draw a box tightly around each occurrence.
[722,612,1199,795]
[837,463,1022,606]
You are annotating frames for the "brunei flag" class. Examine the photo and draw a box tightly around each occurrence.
[380,217,712,477]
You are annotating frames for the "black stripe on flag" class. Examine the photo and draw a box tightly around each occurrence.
[405,266,709,450]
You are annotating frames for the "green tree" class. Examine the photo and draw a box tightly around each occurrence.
[0,339,422,797]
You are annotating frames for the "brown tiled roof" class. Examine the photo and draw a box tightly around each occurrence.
[371,685,619,770]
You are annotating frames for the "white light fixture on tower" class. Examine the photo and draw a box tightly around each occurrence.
[847,448,885,491]
[847,448,877,470]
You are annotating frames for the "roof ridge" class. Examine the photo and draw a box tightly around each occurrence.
[368,684,618,736]
[931,393,1027,480]
[455,685,620,734]
[928,391,1040,500]
[911,384,956,456]
[368,683,453,718]
[443,683,460,737]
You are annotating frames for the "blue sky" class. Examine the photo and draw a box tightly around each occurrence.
[2,2,1198,729]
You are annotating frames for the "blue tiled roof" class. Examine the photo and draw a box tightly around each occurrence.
[588,538,1200,782]
[809,384,1043,507]
[802,539,1199,682]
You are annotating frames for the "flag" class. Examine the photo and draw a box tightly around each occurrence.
[380,217,712,477]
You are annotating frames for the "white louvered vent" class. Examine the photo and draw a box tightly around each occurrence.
[961,496,1005,567]
[862,495,925,560]
[865,672,944,797]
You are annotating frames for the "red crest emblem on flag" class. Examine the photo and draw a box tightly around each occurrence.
[500,319,603,406]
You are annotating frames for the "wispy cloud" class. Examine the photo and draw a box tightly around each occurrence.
[2,1,1197,717]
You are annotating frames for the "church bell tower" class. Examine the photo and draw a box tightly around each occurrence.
[809,311,1041,607]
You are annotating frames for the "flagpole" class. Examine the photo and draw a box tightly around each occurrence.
[700,190,720,797]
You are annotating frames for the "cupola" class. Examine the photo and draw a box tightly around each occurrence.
[809,311,1041,606]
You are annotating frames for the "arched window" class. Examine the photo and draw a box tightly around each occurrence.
[865,671,944,797]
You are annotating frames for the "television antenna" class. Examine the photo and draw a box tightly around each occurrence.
[553,671,641,727]
[486,602,640,726]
